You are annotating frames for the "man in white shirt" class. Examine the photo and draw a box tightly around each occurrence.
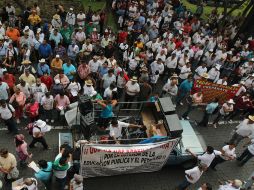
[88,56,100,76]
[165,53,177,77]
[66,8,76,27]
[228,116,254,146]
[218,179,242,190]
[124,77,140,109]
[150,58,164,75]
[162,75,178,98]
[212,99,234,128]
[186,146,221,167]
[208,64,220,82]
[30,79,48,104]
[194,62,207,79]
[210,144,236,170]
[178,164,207,190]
[109,118,141,142]
[76,11,86,27]
[0,100,18,134]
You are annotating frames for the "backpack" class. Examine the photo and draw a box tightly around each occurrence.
[26,123,41,135]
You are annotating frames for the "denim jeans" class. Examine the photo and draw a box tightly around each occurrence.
[55,176,66,190]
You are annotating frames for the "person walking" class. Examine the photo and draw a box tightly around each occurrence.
[34,160,52,190]
[227,115,254,146]
[0,148,19,183]
[14,134,32,167]
[212,99,235,128]
[186,146,221,167]
[237,139,254,166]
[176,74,193,106]
[9,87,26,124]
[199,98,219,127]
[210,144,236,171]
[182,91,204,120]
[53,156,71,190]
[29,120,51,150]
[0,100,18,134]
[177,164,207,190]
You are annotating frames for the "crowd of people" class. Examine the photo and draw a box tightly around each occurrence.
[0,0,253,189]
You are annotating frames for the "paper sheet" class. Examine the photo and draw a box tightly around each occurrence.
[28,161,40,173]
[12,178,24,190]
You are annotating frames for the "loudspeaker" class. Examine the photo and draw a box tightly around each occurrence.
[78,95,93,116]
[164,114,183,138]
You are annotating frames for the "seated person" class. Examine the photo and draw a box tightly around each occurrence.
[108,118,142,144]
[139,122,167,144]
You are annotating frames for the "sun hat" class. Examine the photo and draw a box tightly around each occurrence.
[35,120,51,132]
[53,14,60,20]
[170,73,178,79]
[39,58,46,63]
[233,179,242,188]
[201,73,209,79]
[130,76,138,82]
[93,28,97,32]
[55,79,60,84]
[56,54,60,58]
[248,115,254,122]
[85,79,93,86]
[24,26,29,31]
[74,174,83,182]
[227,99,235,104]
[37,28,41,33]
[22,60,31,65]
[70,8,74,11]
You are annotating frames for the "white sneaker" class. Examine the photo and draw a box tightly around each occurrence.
[180,102,183,106]
[64,185,68,190]
[16,119,20,124]
[46,119,49,122]
[23,115,27,119]
[51,120,54,123]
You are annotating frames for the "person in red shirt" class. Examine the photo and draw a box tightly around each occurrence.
[183,22,192,35]
[40,72,53,91]
[118,28,128,43]
[2,71,15,93]
[227,94,252,120]
[174,37,183,49]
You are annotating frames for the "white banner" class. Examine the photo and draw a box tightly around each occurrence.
[80,139,179,178]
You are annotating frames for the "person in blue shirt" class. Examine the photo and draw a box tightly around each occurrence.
[98,62,109,79]
[97,99,117,129]
[35,160,52,190]
[62,60,76,80]
[37,58,50,77]
[38,39,52,60]
[49,29,63,47]
[199,98,219,127]
[176,74,193,106]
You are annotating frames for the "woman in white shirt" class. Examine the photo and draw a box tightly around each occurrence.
[210,144,236,170]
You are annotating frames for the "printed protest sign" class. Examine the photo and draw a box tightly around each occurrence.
[193,80,239,103]
[80,139,179,178]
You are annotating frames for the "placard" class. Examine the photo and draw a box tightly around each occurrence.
[80,139,179,178]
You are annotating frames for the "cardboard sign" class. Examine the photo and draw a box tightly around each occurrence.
[80,139,179,178]
[193,80,240,103]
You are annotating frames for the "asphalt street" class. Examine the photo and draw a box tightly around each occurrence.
[0,105,253,190]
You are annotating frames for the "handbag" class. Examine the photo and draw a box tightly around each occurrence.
[7,167,19,179]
